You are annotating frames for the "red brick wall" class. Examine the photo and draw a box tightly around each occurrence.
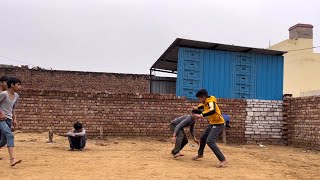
[6,66,320,147]
[286,96,320,150]
[15,89,247,143]
[0,66,149,93]
[218,98,247,143]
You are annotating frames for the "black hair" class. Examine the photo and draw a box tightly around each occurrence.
[0,75,9,82]
[74,122,83,130]
[7,77,21,88]
[196,89,208,98]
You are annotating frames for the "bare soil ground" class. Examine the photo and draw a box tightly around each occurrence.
[0,132,319,180]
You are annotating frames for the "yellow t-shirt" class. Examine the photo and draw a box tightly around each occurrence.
[199,96,225,125]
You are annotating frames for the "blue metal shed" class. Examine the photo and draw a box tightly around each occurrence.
[150,38,286,100]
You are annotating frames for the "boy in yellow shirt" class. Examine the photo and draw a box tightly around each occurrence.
[192,89,228,168]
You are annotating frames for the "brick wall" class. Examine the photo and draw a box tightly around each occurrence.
[5,66,318,147]
[15,89,247,143]
[218,98,247,143]
[245,100,285,145]
[286,96,320,150]
[0,65,149,93]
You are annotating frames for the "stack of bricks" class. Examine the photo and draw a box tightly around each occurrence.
[15,89,247,143]
[245,99,284,145]
[287,96,320,150]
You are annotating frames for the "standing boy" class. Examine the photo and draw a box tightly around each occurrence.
[170,114,200,158]
[66,122,87,151]
[0,77,22,166]
[192,89,228,167]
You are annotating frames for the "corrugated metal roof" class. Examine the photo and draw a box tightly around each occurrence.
[151,38,286,72]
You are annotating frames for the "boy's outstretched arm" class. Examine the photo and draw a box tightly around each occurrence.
[171,116,190,143]
[193,103,204,110]
[189,124,199,145]
[12,99,19,126]
[0,93,6,120]
[194,102,216,120]
[12,110,17,126]
[201,102,216,117]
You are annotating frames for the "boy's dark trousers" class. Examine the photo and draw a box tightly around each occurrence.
[198,124,225,161]
[170,124,188,155]
[68,135,86,149]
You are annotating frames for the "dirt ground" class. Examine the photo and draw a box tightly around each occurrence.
[0,132,319,180]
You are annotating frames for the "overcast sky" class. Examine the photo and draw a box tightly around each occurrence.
[0,0,319,75]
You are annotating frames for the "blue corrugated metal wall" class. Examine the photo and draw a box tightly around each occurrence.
[255,54,284,100]
[176,47,284,100]
[176,48,204,99]
[202,50,234,98]
[232,52,257,99]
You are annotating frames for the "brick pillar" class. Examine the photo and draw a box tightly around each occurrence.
[245,99,284,145]
[282,94,292,145]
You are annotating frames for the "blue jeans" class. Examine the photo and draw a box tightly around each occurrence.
[0,119,14,147]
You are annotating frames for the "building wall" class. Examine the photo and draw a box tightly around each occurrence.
[13,89,320,148]
[245,99,285,145]
[0,65,150,93]
[285,96,320,150]
[177,48,284,100]
[269,37,320,97]
[150,76,176,94]
[15,89,247,143]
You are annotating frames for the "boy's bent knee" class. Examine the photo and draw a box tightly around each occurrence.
[200,136,207,141]
[206,139,216,145]
[6,133,14,141]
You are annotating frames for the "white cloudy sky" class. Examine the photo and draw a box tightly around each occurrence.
[0,0,319,74]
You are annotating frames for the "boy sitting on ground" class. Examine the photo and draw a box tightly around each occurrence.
[66,122,86,151]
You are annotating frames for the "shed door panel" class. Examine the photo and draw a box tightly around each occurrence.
[232,53,256,99]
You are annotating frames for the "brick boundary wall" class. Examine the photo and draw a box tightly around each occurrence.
[15,89,247,143]
[285,96,320,150]
[0,65,150,93]
[12,89,320,147]
[245,100,285,145]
